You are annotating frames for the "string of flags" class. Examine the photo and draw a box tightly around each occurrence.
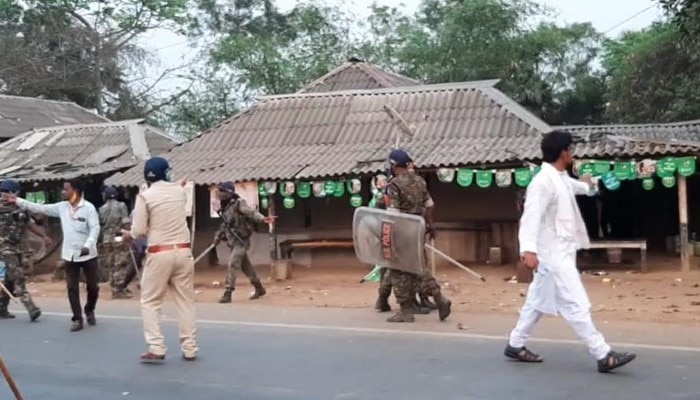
[436,156,697,191]
[256,156,696,209]
[257,179,366,209]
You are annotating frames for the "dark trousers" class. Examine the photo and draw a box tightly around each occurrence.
[65,258,100,322]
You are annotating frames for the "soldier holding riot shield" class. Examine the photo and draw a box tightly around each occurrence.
[381,149,452,323]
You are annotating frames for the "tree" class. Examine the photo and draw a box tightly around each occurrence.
[159,66,247,139]
[358,0,605,124]
[0,0,191,116]
[194,0,359,95]
[602,22,700,123]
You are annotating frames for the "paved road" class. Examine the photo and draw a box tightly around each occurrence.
[2,301,699,400]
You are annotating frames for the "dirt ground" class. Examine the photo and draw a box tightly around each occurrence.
[22,255,700,326]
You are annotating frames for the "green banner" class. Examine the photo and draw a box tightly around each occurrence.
[579,162,595,176]
[613,161,633,180]
[514,168,532,187]
[283,197,295,209]
[456,169,474,187]
[333,181,345,197]
[593,161,611,176]
[258,182,267,197]
[324,181,336,195]
[476,170,493,188]
[297,182,311,198]
[602,171,621,191]
[350,194,363,207]
[641,178,654,191]
[676,157,696,177]
[657,157,677,178]
[662,176,676,188]
[260,197,269,209]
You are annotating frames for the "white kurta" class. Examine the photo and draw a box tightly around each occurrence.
[509,163,610,360]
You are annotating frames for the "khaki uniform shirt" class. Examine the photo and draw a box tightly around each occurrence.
[131,181,190,246]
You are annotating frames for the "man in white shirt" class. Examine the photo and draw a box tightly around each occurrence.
[3,179,100,332]
[505,130,636,373]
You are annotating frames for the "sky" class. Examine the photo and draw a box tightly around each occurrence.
[135,0,666,97]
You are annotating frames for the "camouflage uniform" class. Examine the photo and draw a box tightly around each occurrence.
[0,202,41,321]
[216,197,267,303]
[384,172,452,322]
[98,199,131,297]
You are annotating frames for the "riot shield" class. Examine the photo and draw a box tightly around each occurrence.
[352,206,426,274]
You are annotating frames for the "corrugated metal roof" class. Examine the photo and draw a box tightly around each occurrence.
[105,82,700,188]
[0,94,110,139]
[297,58,421,94]
[557,121,700,142]
[0,119,179,182]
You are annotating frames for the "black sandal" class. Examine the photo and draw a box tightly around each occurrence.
[504,345,544,363]
[597,351,636,373]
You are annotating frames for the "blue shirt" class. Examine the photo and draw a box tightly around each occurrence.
[17,197,100,262]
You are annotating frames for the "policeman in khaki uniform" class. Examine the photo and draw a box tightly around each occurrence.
[383,149,451,323]
[214,181,275,303]
[124,157,198,363]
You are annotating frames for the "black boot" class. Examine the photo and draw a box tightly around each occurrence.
[0,310,15,319]
[420,295,438,310]
[387,301,415,323]
[411,297,430,314]
[375,296,391,312]
[435,294,452,321]
[219,288,233,303]
[28,307,41,322]
[249,282,266,300]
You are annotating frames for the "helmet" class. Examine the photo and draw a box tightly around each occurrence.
[218,181,236,194]
[0,179,21,194]
[388,148,412,168]
[103,186,118,199]
[144,157,171,183]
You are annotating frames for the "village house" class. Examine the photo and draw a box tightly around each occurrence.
[0,119,179,270]
[0,94,108,143]
[105,59,700,276]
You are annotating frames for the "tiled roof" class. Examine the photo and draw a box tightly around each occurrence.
[105,82,700,188]
[557,121,700,142]
[0,119,179,182]
[0,94,109,139]
[296,57,421,93]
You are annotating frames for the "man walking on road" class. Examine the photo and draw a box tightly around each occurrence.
[123,156,198,363]
[4,179,100,332]
[505,130,636,373]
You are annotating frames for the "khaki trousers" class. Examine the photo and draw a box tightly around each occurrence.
[140,248,198,357]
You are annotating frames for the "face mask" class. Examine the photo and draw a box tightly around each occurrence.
[165,169,174,182]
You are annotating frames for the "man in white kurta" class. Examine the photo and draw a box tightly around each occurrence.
[505,130,636,373]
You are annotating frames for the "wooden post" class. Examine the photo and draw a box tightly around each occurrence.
[268,198,278,262]
[678,175,691,272]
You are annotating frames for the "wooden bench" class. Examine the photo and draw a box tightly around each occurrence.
[279,239,354,260]
[586,240,648,273]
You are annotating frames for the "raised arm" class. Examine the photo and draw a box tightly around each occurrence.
[16,198,63,218]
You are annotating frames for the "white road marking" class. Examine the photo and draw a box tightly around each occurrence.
[30,310,700,353]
